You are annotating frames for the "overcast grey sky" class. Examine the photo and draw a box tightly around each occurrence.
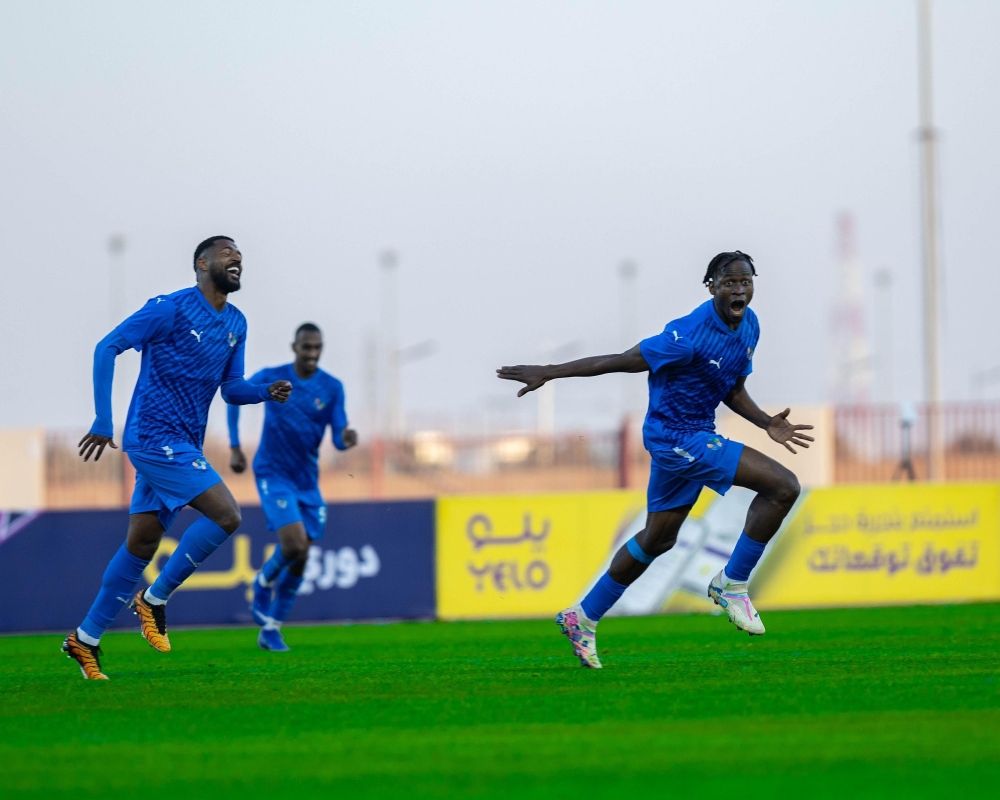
[1,1,998,436]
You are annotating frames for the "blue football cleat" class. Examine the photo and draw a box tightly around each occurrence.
[257,627,290,652]
[251,573,273,626]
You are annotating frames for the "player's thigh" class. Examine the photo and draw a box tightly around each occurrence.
[732,446,801,504]
[188,481,242,533]
[277,521,310,559]
[640,506,693,554]
[298,497,328,541]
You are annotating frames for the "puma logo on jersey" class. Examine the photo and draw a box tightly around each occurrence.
[709,358,722,369]
[671,330,682,341]
[190,330,203,342]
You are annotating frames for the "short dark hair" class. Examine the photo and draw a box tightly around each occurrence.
[193,236,234,271]
[295,322,322,340]
[702,250,756,287]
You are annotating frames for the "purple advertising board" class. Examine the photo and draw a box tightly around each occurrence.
[0,500,436,634]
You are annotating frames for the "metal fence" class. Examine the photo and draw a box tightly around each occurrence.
[43,426,650,509]
[834,403,1000,483]
[40,402,1000,509]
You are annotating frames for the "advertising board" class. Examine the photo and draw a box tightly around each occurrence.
[436,491,645,619]
[751,483,1000,608]
[0,500,435,633]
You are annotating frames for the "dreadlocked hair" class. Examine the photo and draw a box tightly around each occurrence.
[702,250,756,287]
[193,236,235,271]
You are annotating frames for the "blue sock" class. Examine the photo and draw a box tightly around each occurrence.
[260,547,292,586]
[725,532,768,582]
[580,572,628,622]
[268,568,304,623]
[149,517,229,602]
[79,544,150,642]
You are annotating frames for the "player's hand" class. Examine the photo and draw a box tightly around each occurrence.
[766,408,815,454]
[230,446,247,473]
[268,380,293,403]
[78,433,118,462]
[342,428,358,449]
[496,365,550,397]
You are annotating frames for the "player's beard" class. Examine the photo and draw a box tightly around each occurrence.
[208,262,241,294]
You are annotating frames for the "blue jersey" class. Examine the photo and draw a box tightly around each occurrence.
[228,363,349,491]
[639,300,760,450]
[96,286,269,452]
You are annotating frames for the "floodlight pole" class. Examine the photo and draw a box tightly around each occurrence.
[917,0,945,480]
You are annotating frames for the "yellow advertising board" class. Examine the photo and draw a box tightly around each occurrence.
[436,490,644,619]
[751,483,1000,609]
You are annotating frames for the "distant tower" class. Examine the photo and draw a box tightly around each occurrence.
[830,213,871,403]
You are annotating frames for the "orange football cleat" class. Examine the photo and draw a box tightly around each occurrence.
[62,631,109,680]
[130,589,171,652]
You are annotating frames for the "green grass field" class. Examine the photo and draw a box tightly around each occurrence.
[2,603,999,799]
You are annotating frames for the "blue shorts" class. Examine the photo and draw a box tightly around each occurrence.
[647,431,744,512]
[256,476,328,540]
[128,445,223,530]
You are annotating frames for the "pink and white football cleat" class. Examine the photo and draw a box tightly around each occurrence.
[555,605,602,669]
[708,570,766,636]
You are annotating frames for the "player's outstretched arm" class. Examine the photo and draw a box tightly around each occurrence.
[497,344,648,397]
[723,378,815,454]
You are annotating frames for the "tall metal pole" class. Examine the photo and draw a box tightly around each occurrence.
[917,0,945,480]
[380,250,401,440]
[618,259,638,417]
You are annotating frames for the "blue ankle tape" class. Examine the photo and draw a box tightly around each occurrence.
[626,535,655,565]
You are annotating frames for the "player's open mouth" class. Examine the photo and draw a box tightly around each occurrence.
[730,300,745,314]
[227,267,241,277]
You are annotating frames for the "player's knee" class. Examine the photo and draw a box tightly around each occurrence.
[647,532,678,556]
[286,540,309,563]
[774,471,801,507]
[216,507,242,535]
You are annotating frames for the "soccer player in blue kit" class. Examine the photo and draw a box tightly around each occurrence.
[227,323,357,652]
[64,237,292,680]
[498,251,814,668]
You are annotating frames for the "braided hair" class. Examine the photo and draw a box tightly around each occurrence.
[702,250,756,287]
[193,236,235,271]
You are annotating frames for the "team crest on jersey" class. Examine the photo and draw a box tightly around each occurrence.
[314,397,326,411]
[706,436,724,451]
[277,499,288,509]
[228,332,237,348]
[747,346,754,359]
[191,458,208,470]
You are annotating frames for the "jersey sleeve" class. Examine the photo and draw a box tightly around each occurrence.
[226,369,269,446]
[116,296,176,351]
[639,325,694,373]
[330,381,349,450]
[220,333,271,405]
[89,331,132,438]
